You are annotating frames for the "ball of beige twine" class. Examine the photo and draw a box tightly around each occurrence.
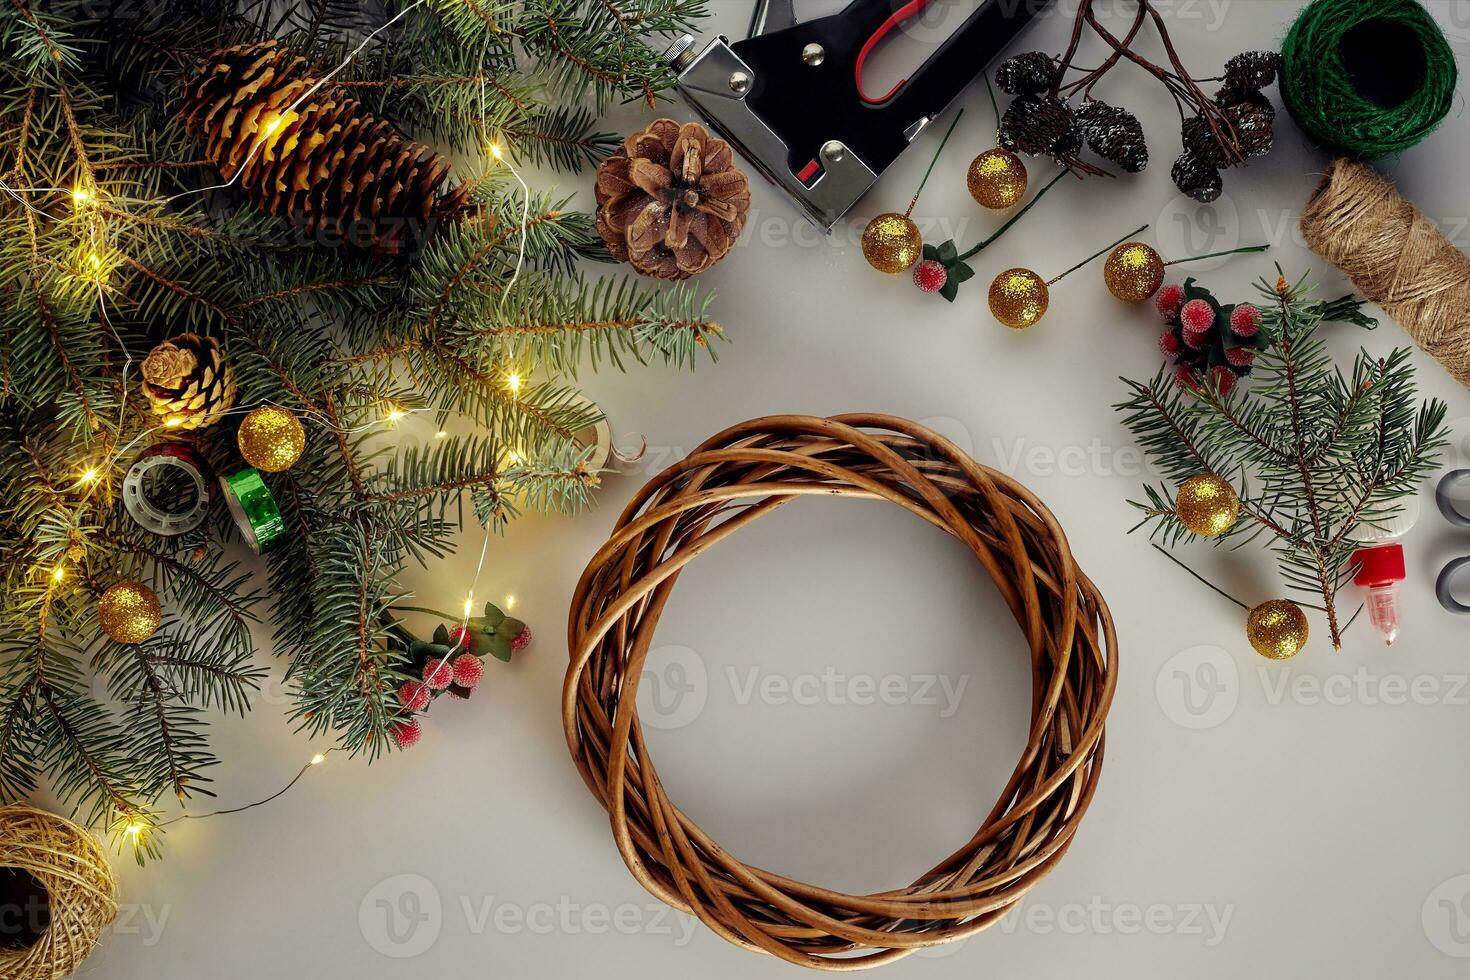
[1300,158,1470,389]
[0,806,118,980]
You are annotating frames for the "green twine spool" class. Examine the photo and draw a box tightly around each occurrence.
[1280,0,1457,159]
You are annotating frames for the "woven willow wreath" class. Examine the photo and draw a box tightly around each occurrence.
[0,805,118,980]
[564,415,1117,970]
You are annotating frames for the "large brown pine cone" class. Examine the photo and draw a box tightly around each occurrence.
[141,333,237,430]
[180,41,470,256]
[595,119,750,280]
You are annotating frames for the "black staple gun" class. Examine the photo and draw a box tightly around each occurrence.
[665,0,1049,231]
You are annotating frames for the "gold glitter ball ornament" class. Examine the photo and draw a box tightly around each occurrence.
[861,212,922,274]
[967,147,1028,209]
[237,405,306,473]
[988,268,1049,329]
[99,581,162,645]
[1174,473,1240,537]
[1103,241,1165,302]
[1247,599,1309,660]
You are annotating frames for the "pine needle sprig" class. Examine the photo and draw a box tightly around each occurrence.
[0,0,718,858]
[1116,269,1448,648]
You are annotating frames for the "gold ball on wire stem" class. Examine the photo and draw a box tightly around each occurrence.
[237,405,306,473]
[861,212,922,274]
[988,268,1049,329]
[1174,474,1240,537]
[967,147,1028,210]
[1103,241,1165,302]
[99,581,162,645]
[1247,599,1309,660]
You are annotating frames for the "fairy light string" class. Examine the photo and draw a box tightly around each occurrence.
[0,0,542,850]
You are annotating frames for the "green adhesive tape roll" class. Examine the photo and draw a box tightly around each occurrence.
[220,468,285,553]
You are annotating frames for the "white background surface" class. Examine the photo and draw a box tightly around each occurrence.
[77,1,1470,976]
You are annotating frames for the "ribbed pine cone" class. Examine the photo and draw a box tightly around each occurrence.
[1223,51,1281,96]
[141,333,237,430]
[1170,151,1223,203]
[595,119,750,280]
[1224,101,1274,158]
[1217,87,1276,124]
[1075,101,1148,173]
[994,52,1059,96]
[999,96,1075,157]
[1180,114,1227,167]
[180,41,470,256]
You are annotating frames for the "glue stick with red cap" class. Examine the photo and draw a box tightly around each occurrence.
[1347,499,1419,647]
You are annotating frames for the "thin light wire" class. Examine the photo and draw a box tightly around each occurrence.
[156,749,339,826]
[12,3,528,835]
[476,34,530,308]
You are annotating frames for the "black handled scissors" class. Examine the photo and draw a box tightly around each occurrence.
[1434,470,1470,613]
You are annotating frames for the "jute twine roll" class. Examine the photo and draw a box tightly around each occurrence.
[0,806,118,980]
[1301,158,1470,389]
[564,414,1117,970]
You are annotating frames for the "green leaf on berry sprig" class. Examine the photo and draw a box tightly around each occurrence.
[922,240,976,303]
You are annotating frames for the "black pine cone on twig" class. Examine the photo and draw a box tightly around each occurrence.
[999,95,1075,157]
[1217,87,1276,124]
[994,52,1060,96]
[1171,152,1223,203]
[1180,114,1226,167]
[1075,101,1148,173]
[1224,101,1274,158]
[1223,50,1282,96]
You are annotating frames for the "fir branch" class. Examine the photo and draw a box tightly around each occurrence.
[1117,271,1447,650]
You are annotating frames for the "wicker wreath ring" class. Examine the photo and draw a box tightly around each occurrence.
[564,415,1118,970]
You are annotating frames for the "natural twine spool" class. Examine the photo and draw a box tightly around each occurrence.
[1300,158,1470,389]
[0,806,118,980]
[564,414,1117,970]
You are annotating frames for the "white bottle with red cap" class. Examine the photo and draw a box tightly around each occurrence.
[1347,499,1419,646]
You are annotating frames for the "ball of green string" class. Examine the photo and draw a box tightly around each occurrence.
[1280,0,1457,159]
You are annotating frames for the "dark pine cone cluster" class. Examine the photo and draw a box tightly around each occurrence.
[1172,51,1281,202]
[1154,279,1270,395]
[995,52,1146,174]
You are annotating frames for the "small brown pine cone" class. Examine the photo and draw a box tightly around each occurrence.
[180,41,469,256]
[140,333,236,430]
[595,119,750,280]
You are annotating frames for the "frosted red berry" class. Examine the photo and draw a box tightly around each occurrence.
[448,624,472,649]
[1180,298,1216,333]
[451,653,483,688]
[1174,365,1200,390]
[1224,345,1255,368]
[1155,283,1186,320]
[390,718,422,748]
[1208,365,1238,395]
[1182,326,1209,350]
[1230,303,1261,337]
[423,658,453,690]
[398,680,430,713]
[511,626,532,652]
[912,259,947,294]
[1159,330,1183,357]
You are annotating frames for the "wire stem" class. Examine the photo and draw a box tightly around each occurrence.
[1150,544,1248,609]
[1163,243,1271,266]
[904,109,964,217]
[984,72,1000,134]
[956,168,1068,262]
[1048,223,1148,285]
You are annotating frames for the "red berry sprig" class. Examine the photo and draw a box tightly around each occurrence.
[1153,279,1269,393]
